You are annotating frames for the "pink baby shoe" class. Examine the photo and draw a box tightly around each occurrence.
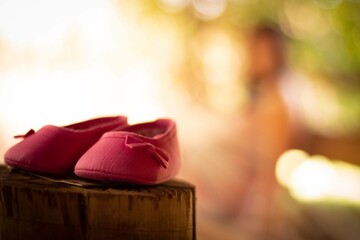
[74,119,181,184]
[4,116,128,175]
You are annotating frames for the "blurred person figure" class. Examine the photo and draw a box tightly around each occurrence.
[194,24,307,240]
[235,24,307,239]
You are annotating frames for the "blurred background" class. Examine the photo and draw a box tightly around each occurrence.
[1,0,360,239]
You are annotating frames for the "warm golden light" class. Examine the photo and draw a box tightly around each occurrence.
[0,0,176,159]
[277,150,360,205]
[275,149,308,188]
[200,29,243,112]
[290,155,337,201]
[332,161,360,203]
[281,1,330,40]
[158,0,189,11]
[192,0,226,20]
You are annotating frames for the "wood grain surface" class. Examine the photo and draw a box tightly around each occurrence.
[0,165,195,240]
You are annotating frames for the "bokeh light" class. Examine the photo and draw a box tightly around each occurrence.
[1,0,360,239]
[276,149,308,187]
[192,0,226,20]
[277,150,360,205]
[0,0,176,158]
[290,155,337,201]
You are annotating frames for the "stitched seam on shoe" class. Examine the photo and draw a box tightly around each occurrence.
[43,124,123,137]
[102,130,176,144]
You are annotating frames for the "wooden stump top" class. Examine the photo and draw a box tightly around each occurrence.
[0,165,196,240]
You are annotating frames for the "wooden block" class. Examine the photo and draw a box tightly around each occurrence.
[0,165,195,240]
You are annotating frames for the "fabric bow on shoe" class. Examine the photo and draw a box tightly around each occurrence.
[14,129,35,139]
[124,135,169,169]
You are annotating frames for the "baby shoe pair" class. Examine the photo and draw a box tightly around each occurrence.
[4,116,181,184]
